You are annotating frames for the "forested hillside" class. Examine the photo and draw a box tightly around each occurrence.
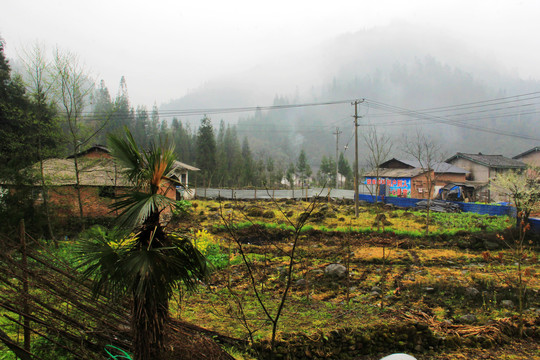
[161,23,540,168]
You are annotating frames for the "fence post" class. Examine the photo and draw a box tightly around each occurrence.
[19,219,30,352]
[254,188,257,200]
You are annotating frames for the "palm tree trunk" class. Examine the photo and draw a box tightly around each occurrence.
[132,210,170,359]
[132,293,167,360]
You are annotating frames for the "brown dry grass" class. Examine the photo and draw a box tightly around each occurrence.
[172,200,540,359]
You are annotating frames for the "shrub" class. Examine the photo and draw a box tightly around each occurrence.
[172,200,192,218]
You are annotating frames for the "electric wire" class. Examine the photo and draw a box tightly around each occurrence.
[361,99,540,141]
[80,91,540,141]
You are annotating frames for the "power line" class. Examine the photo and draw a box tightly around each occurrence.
[362,99,540,141]
[79,91,540,141]
[365,91,540,118]
[82,99,356,118]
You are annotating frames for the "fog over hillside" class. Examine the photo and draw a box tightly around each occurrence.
[160,22,540,167]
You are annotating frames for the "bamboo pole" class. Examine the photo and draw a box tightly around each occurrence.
[19,220,31,352]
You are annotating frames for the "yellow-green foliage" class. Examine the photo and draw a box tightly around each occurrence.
[192,229,218,255]
[108,233,137,249]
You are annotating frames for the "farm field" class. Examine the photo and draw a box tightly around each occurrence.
[171,199,540,359]
[0,198,538,360]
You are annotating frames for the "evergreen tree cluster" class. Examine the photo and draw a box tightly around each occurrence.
[89,82,288,188]
[1,37,355,206]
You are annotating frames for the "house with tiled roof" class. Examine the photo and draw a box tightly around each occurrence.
[5,145,199,219]
[364,158,468,199]
[445,153,526,182]
[513,146,540,167]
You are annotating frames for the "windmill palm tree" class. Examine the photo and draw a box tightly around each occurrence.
[77,129,208,360]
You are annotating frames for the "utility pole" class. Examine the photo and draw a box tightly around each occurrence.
[333,127,342,188]
[352,99,364,218]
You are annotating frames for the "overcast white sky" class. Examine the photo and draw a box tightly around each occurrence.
[2,0,540,107]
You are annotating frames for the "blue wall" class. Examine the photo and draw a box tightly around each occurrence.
[529,218,540,234]
[358,194,540,233]
[358,194,516,217]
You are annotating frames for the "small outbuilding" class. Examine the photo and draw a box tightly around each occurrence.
[23,145,199,218]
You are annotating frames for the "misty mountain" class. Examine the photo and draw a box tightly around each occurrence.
[160,22,540,169]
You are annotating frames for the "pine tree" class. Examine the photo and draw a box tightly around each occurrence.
[296,149,312,185]
[0,39,59,234]
[171,118,194,164]
[241,137,254,186]
[286,163,296,189]
[92,80,114,143]
[134,105,149,148]
[318,155,336,186]
[195,116,216,186]
[150,103,160,141]
[223,124,242,186]
[215,120,228,186]
[338,152,353,188]
[108,76,133,137]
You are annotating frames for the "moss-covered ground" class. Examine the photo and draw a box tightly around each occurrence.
[170,199,539,359]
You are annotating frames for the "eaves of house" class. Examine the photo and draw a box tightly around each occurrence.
[446,152,526,169]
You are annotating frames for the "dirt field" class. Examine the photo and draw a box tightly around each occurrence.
[169,199,540,359]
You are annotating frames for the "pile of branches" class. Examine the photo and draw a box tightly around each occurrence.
[0,231,131,359]
[401,309,533,346]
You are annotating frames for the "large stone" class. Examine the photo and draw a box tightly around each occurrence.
[324,263,347,279]
[465,287,480,297]
[501,300,514,309]
[459,314,477,324]
[484,240,501,250]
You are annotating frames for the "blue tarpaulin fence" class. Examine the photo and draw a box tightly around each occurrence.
[361,194,540,233]
[529,218,540,234]
[358,194,517,217]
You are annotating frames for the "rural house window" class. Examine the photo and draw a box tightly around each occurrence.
[99,186,115,198]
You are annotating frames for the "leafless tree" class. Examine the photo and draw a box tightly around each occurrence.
[363,127,393,229]
[19,43,58,242]
[403,131,444,235]
[219,192,321,354]
[53,49,115,229]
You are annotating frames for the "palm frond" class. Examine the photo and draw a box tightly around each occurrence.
[111,192,175,229]
[119,237,208,302]
[77,232,208,302]
[75,226,131,299]
[108,128,145,185]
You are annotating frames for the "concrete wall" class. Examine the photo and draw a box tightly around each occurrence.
[449,158,490,181]
[516,151,540,167]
